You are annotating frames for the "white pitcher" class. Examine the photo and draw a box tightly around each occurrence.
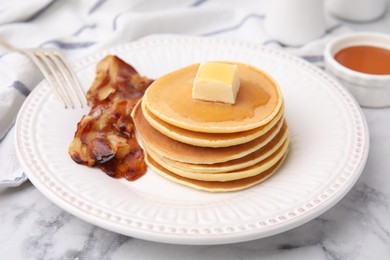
[264,0,326,46]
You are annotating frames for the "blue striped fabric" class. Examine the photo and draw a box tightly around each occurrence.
[10,81,30,97]
[88,0,108,14]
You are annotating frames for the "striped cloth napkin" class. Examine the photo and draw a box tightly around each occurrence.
[0,0,351,187]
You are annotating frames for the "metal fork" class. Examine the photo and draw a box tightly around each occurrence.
[23,49,87,109]
[0,39,86,109]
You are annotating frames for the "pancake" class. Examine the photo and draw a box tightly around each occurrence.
[145,138,289,181]
[156,131,289,174]
[145,152,288,192]
[141,99,284,147]
[132,99,287,164]
[143,62,283,133]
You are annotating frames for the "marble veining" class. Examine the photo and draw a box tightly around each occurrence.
[1,0,390,257]
[1,107,390,259]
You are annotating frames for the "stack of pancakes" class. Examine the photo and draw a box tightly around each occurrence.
[132,62,289,192]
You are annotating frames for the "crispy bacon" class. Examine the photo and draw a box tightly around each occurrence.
[68,55,153,181]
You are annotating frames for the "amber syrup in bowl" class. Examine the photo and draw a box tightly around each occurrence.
[334,45,390,75]
[324,33,390,107]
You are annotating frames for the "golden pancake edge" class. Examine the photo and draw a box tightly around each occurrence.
[133,101,287,164]
[141,99,285,147]
[145,152,288,192]
[132,61,290,192]
[143,63,283,133]
[153,131,289,174]
[145,138,289,181]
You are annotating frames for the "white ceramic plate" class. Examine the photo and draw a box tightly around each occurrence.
[15,36,369,245]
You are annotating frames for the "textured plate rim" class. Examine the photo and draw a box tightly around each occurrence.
[15,35,369,245]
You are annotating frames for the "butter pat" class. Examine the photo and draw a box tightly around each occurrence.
[192,62,240,104]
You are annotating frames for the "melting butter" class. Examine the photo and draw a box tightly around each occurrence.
[192,62,240,104]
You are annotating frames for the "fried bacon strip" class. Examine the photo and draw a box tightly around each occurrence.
[69,55,153,181]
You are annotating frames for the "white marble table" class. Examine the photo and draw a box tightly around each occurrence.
[1,5,390,260]
[1,107,389,259]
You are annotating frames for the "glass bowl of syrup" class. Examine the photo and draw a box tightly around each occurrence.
[324,33,390,107]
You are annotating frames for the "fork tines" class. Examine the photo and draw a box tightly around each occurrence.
[25,50,87,109]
